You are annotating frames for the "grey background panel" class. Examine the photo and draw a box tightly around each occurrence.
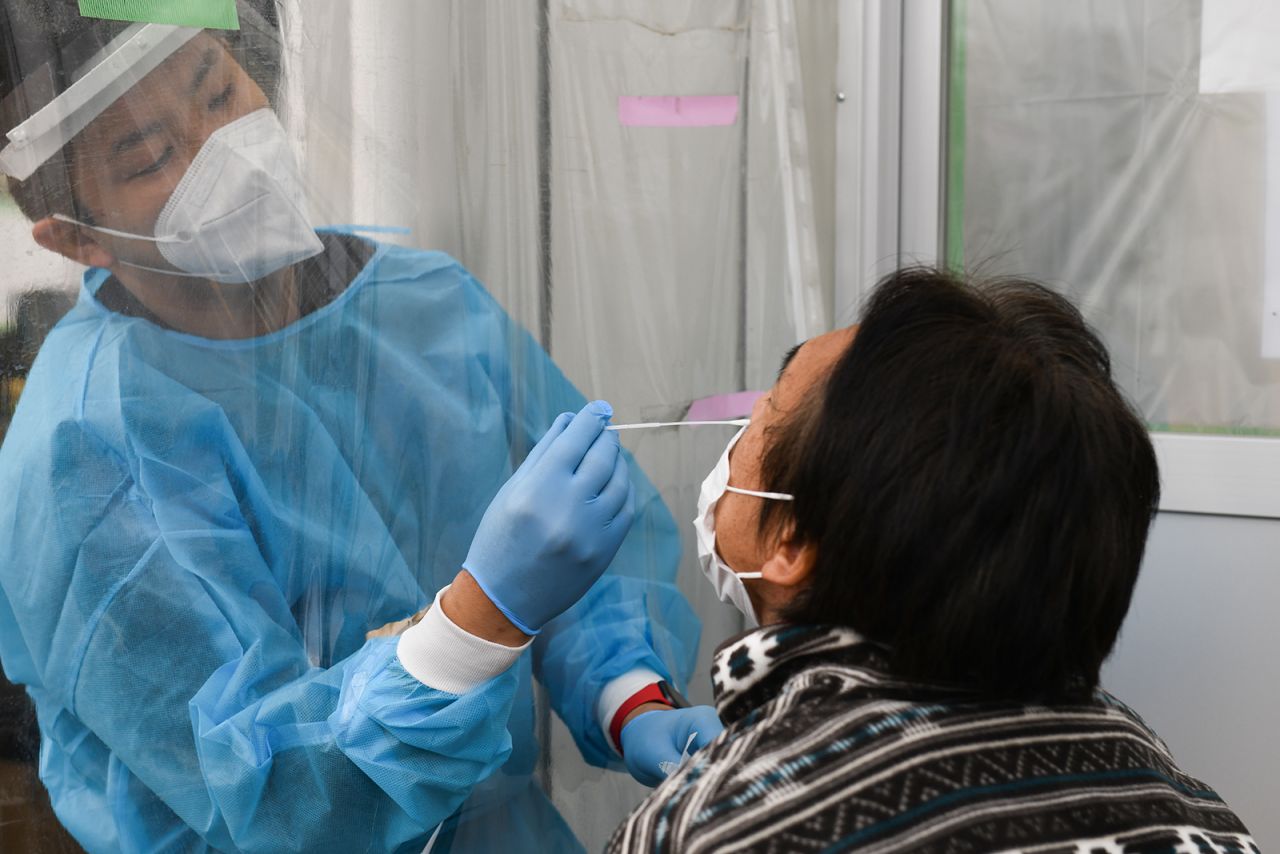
[1103,512,1280,846]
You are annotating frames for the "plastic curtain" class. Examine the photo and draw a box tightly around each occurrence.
[951,0,1280,434]
[289,1,835,847]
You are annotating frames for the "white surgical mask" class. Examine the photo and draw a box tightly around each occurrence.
[693,425,794,626]
[56,108,322,284]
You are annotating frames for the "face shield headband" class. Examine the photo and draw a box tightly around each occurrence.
[0,23,202,181]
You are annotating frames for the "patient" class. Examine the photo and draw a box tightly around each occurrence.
[610,269,1255,853]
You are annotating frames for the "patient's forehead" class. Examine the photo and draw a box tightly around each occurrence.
[773,326,856,411]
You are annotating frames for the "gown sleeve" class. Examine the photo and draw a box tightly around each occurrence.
[458,270,702,767]
[50,417,520,853]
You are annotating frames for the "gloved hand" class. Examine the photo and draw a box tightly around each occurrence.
[620,706,725,787]
[463,400,635,635]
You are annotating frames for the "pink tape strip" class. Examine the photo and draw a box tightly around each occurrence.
[686,391,764,422]
[618,95,740,128]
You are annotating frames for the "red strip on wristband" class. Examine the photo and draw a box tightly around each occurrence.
[609,683,671,754]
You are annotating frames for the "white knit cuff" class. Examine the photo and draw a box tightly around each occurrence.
[397,585,532,695]
[598,667,666,754]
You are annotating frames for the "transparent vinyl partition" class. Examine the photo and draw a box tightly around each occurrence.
[946,0,1280,436]
[0,1,838,852]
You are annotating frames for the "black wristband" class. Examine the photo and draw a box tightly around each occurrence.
[657,680,691,709]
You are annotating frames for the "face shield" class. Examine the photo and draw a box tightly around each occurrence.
[0,1,319,285]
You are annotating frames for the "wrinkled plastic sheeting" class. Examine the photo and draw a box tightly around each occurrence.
[540,2,835,847]
[955,0,1280,432]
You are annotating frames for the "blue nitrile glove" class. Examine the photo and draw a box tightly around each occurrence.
[463,400,635,635]
[620,706,726,787]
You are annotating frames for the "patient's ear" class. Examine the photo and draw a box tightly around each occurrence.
[32,217,115,269]
[759,528,816,589]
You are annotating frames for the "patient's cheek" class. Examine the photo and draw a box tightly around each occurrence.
[715,497,762,573]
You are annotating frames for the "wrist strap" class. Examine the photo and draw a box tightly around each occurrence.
[610,683,671,754]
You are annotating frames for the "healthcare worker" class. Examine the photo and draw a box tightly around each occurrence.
[0,3,720,851]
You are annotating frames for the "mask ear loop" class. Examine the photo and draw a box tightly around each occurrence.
[52,212,191,245]
[51,212,218,279]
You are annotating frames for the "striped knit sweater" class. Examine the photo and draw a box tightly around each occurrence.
[608,624,1256,853]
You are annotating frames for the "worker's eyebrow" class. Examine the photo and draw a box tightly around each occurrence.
[111,121,164,156]
[778,342,805,381]
[188,48,218,95]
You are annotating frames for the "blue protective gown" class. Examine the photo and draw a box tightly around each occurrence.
[0,233,699,853]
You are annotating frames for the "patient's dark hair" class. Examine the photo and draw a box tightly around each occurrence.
[760,268,1160,701]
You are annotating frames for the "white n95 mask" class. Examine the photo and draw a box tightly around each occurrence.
[56,108,322,284]
[693,425,794,626]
